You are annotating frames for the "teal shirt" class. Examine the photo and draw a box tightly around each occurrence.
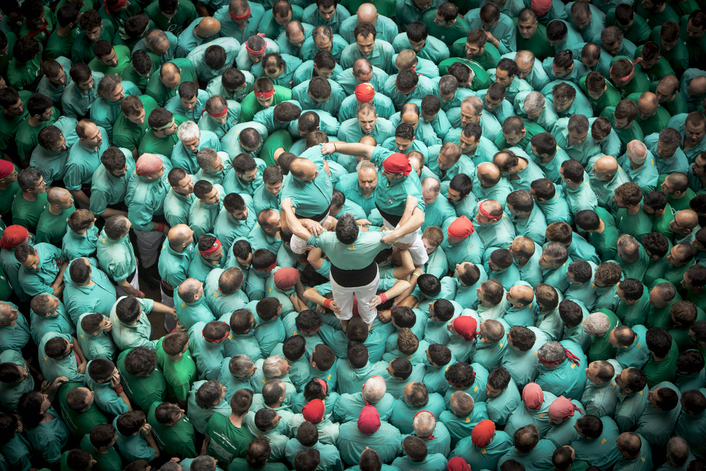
[0,349,34,412]
[29,301,75,346]
[158,241,195,292]
[62,225,99,261]
[96,229,137,283]
[63,258,117,322]
[125,155,173,232]
[498,439,557,471]
[110,297,157,351]
[635,382,681,447]
[24,406,69,464]
[77,312,119,362]
[535,340,587,400]
[29,116,79,186]
[38,332,84,383]
[86,363,131,416]
[18,243,61,297]
[451,430,513,471]
[571,416,622,470]
[337,421,401,466]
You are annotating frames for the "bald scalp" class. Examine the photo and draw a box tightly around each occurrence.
[510,284,534,304]
[357,3,378,23]
[290,158,317,180]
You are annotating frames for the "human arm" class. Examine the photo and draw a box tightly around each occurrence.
[306,248,325,270]
[141,424,161,458]
[320,142,375,160]
[392,249,415,280]
[51,258,69,297]
[116,278,144,298]
[72,336,88,374]
[40,376,68,402]
[280,198,314,241]
[70,189,91,207]
[304,287,340,315]
[369,279,412,309]
[111,369,133,412]
[150,302,177,318]
[381,204,424,244]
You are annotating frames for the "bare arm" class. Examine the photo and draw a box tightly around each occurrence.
[141,424,160,458]
[100,208,128,219]
[307,248,325,270]
[321,142,374,160]
[280,198,313,241]
[392,249,415,280]
[70,189,90,207]
[117,278,142,297]
[369,279,412,309]
[72,336,88,373]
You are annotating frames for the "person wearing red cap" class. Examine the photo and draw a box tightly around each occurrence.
[337,405,402,466]
[337,62,396,120]
[289,399,340,446]
[266,267,304,314]
[337,102,395,144]
[320,140,428,266]
[545,395,585,447]
[452,419,513,471]
[447,314,479,363]
[0,225,32,302]
[505,382,556,439]
[125,152,173,287]
[189,235,224,285]
[214,0,265,43]
[0,160,19,219]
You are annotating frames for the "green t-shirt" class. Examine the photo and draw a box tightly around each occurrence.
[10,192,48,234]
[514,18,554,60]
[260,130,293,167]
[36,206,75,246]
[239,86,292,123]
[137,114,188,158]
[88,45,131,76]
[116,349,167,412]
[205,413,255,466]
[642,339,679,388]
[15,107,60,162]
[0,175,20,216]
[79,434,122,471]
[155,337,198,402]
[58,382,110,437]
[112,95,158,151]
[422,9,471,47]
[147,402,198,459]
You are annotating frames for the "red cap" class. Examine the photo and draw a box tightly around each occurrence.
[471,420,495,447]
[355,83,376,102]
[136,153,163,176]
[302,399,326,424]
[447,457,471,471]
[274,267,299,290]
[382,153,412,177]
[0,225,29,250]
[522,382,544,410]
[452,316,478,341]
[358,405,381,434]
[0,160,14,179]
[447,216,475,239]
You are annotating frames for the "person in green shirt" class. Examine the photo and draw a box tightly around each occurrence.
[7,37,42,92]
[239,80,292,123]
[38,332,87,383]
[156,332,197,404]
[58,383,110,437]
[10,168,47,234]
[0,349,35,412]
[642,327,679,387]
[88,42,131,76]
[513,10,554,60]
[96,215,142,297]
[120,50,155,94]
[607,5,651,45]
[111,296,175,351]
[421,3,471,48]
[145,0,197,36]
[62,65,103,121]
[146,59,197,107]
[147,401,198,458]
[64,257,118,322]
[583,310,620,362]
[71,9,116,63]
[581,71,622,114]
[112,95,157,155]
[15,96,59,165]
[0,88,29,157]
[205,388,255,466]
[45,6,80,60]
[77,313,119,362]
[79,424,123,471]
[117,347,167,412]
[114,411,161,463]
[35,188,75,246]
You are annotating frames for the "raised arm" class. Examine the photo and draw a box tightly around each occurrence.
[321,142,375,160]
[280,198,314,241]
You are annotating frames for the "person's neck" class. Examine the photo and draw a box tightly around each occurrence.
[654,3,665,12]
[82,141,99,152]
[80,279,95,287]
[48,205,63,216]
[595,219,605,233]
[0,180,11,191]
[22,191,38,202]
[28,116,43,127]
[626,204,641,215]
[230,414,244,427]
[567,180,581,189]
[94,446,110,455]
[56,24,72,36]
[170,241,185,253]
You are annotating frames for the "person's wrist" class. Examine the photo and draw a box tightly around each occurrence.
[324,299,333,309]
[113,384,124,394]
[379,293,387,304]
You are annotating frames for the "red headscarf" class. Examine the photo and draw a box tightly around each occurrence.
[471,420,496,447]
[274,267,299,290]
[452,316,478,341]
[0,160,14,178]
[358,405,381,434]
[135,154,163,176]
[447,457,471,471]
[522,382,544,410]
[201,237,222,256]
[447,216,475,239]
[355,83,376,102]
[0,225,29,250]
[382,153,412,177]
[531,0,551,15]
[302,399,325,424]
[549,396,583,419]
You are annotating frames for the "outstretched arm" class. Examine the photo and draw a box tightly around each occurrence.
[321,142,375,160]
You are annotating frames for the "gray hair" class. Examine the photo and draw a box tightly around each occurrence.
[626,140,647,164]
[362,376,386,403]
[524,92,545,114]
[422,177,440,195]
[96,74,122,99]
[412,410,436,437]
[229,354,254,378]
[538,341,566,363]
[263,355,287,379]
[178,120,201,142]
[462,96,484,115]
[197,148,219,168]
[356,160,378,173]
[583,312,611,335]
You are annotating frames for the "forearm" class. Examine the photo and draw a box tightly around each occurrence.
[304,287,327,306]
[145,434,160,458]
[385,280,411,300]
[72,337,87,363]
[331,142,373,159]
[70,190,90,206]
[118,391,132,411]
[395,208,424,237]
[100,207,128,219]
[281,205,312,241]
[397,196,418,227]
[306,248,324,269]
[393,249,415,280]
[117,278,139,296]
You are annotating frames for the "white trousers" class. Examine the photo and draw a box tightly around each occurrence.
[330,268,380,324]
[135,231,164,268]
[381,217,429,266]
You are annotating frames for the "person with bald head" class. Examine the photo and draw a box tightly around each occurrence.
[338,102,394,144]
[660,437,692,471]
[503,283,535,326]
[589,155,629,213]
[629,91,670,137]
[421,177,456,231]
[158,224,195,308]
[278,144,334,259]
[276,20,310,57]
[615,432,653,471]
[492,149,546,192]
[176,16,221,58]
[146,60,198,108]
[670,209,700,244]
[508,236,542,288]
[427,142,472,185]
[36,188,75,245]
[616,140,658,195]
[661,172,696,212]
[66,120,109,208]
[340,3,398,44]
[686,74,706,108]
[472,162,513,207]
[174,277,215,331]
[653,75,688,116]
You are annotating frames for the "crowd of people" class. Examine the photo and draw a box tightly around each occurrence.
[0,0,706,469]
